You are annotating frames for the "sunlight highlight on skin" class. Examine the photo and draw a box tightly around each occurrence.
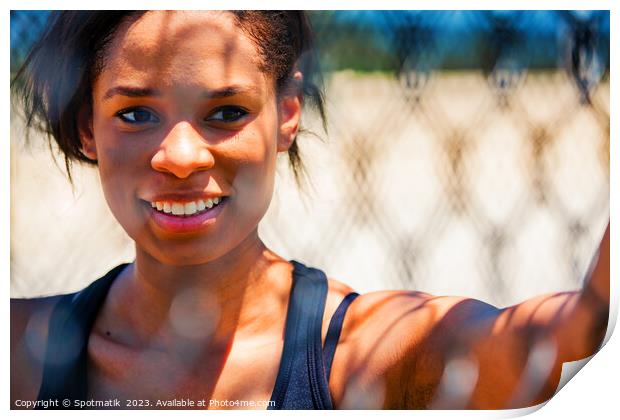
[23,311,49,364]
[25,308,82,367]
[429,355,479,409]
[339,374,386,409]
[168,287,221,342]
[508,338,558,407]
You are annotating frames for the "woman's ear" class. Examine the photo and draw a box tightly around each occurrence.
[277,71,303,152]
[78,105,97,160]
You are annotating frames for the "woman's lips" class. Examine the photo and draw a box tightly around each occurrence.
[146,196,228,234]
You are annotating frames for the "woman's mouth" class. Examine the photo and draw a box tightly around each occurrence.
[146,196,229,233]
[150,197,225,217]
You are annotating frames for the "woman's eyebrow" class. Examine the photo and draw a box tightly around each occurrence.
[201,85,260,99]
[102,86,160,101]
[102,85,260,101]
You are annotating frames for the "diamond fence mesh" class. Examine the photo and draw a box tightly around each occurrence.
[10,11,609,309]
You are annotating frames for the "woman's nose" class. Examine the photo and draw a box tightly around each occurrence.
[151,122,215,178]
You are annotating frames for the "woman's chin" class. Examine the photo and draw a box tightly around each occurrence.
[152,249,227,266]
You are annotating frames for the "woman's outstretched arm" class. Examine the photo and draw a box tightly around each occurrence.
[398,223,611,408]
[333,224,610,409]
[500,223,610,367]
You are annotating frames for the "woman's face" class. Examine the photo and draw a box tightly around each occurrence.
[80,11,301,265]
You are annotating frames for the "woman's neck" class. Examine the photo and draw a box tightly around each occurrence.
[103,231,291,353]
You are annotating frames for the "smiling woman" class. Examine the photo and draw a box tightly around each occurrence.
[79,12,288,266]
[10,10,610,411]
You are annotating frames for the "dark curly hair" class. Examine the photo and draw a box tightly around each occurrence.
[11,11,326,186]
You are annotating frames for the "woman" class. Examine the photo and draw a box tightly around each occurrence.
[10,11,610,410]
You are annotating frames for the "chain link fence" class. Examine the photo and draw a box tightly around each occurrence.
[10,11,609,308]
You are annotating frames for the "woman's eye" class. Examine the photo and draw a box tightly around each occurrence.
[206,107,248,123]
[116,108,159,124]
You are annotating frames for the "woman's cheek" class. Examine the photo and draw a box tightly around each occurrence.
[95,133,147,235]
[230,132,277,223]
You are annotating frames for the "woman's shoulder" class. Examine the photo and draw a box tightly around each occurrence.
[329,287,435,336]
[10,294,70,407]
[11,289,85,338]
[326,285,500,408]
[337,287,499,347]
[320,277,356,340]
[322,279,435,339]
[11,294,70,347]
[10,264,127,408]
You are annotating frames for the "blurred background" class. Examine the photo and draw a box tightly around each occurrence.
[10,11,609,309]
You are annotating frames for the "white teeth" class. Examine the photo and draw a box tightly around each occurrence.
[171,203,184,215]
[150,197,225,216]
[184,202,197,215]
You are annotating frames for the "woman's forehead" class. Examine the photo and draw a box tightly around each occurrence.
[95,11,269,97]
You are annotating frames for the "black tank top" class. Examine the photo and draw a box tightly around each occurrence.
[36,260,359,409]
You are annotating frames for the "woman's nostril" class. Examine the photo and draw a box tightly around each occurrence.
[151,128,215,176]
[151,147,215,178]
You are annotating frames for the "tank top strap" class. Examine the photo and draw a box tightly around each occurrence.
[36,263,129,408]
[268,260,333,409]
[322,292,360,382]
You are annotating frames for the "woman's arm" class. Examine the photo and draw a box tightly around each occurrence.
[389,223,611,409]
[342,224,611,409]
[501,223,610,366]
